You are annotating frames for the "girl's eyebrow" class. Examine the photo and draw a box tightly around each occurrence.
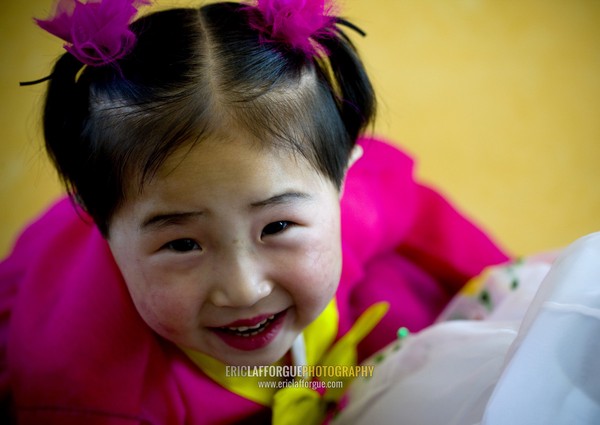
[140,211,204,232]
[250,191,312,208]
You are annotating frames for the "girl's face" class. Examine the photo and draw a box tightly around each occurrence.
[108,135,344,366]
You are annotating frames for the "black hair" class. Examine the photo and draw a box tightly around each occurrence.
[42,2,376,236]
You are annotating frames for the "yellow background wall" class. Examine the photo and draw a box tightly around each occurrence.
[1,0,599,258]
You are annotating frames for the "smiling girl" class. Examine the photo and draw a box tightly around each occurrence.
[109,137,346,367]
[0,0,508,423]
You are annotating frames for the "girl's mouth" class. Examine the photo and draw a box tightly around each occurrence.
[210,310,287,351]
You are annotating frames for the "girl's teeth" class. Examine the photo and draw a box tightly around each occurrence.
[227,315,276,333]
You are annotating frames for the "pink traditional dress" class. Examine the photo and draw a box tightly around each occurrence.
[0,138,508,424]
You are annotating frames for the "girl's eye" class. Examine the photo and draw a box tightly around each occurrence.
[261,221,291,237]
[163,238,201,252]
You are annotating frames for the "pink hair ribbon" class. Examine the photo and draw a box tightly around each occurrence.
[35,0,151,66]
[249,0,338,56]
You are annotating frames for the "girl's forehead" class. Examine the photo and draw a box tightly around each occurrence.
[147,133,324,192]
[157,128,309,172]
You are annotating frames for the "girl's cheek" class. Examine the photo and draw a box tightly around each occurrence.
[290,250,340,308]
[139,288,196,336]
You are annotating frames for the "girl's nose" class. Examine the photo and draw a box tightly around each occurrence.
[209,252,273,308]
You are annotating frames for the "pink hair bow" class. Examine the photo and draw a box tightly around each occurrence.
[36,0,150,66]
[251,0,337,56]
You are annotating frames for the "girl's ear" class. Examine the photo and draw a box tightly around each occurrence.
[347,144,364,169]
[339,144,363,198]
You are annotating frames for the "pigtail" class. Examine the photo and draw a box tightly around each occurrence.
[42,53,89,203]
[314,22,376,144]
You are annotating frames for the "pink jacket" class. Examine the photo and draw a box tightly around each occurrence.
[0,138,508,424]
